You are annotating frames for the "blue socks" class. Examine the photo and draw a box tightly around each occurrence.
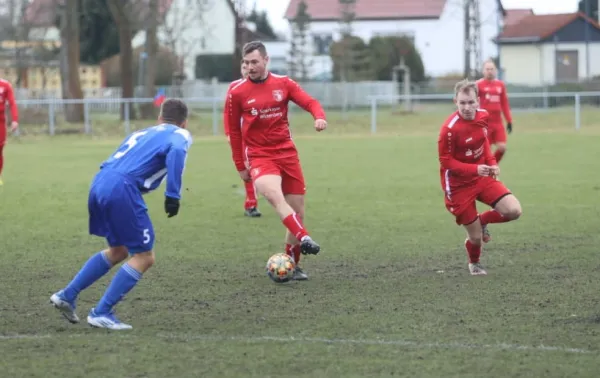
[95,263,142,315]
[61,251,143,315]
[63,251,112,302]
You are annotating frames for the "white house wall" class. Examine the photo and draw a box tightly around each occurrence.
[499,44,543,85]
[133,0,236,79]
[287,0,502,78]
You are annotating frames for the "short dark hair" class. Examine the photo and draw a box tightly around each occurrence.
[160,98,188,126]
[242,41,267,57]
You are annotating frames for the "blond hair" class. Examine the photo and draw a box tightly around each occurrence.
[454,78,478,97]
[482,59,496,69]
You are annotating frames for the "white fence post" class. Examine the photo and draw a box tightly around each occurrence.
[124,103,130,134]
[212,97,218,135]
[575,94,581,130]
[48,102,55,136]
[370,97,377,134]
[84,100,91,134]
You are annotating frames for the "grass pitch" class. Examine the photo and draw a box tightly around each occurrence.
[1,107,600,377]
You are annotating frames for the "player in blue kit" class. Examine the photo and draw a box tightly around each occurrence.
[49,98,192,330]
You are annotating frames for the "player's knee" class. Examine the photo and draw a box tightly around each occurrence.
[284,194,305,216]
[498,198,522,220]
[261,187,286,206]
[505,203,522,220]
[468,235,483,246]
[106,247,128,264]
[129,251,155,273]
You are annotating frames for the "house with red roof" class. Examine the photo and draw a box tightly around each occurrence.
[284,0,506,79]
[495,11,600,85]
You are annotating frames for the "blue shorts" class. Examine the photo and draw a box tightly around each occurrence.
[88,170,154,254]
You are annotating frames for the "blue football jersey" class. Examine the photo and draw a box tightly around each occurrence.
[100,123,192,199]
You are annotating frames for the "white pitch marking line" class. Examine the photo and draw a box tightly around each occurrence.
[0,333,593,354]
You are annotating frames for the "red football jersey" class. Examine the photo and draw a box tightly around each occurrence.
[438,109,497,191]
[0,79,18,123]
[476,79,511,124]
[223,78,243,136]
[226,73,326,171]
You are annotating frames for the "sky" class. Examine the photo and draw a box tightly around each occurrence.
[248,0,583,34]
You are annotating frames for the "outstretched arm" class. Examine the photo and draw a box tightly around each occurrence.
[287,78,326,120]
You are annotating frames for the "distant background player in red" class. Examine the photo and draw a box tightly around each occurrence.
[438,79,522,276]
[226,41,327,281]
[223,61,261,218]
[477,60,512,163]
[0,78,19,185]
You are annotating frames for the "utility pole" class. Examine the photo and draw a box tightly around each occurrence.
[463,0,482,79]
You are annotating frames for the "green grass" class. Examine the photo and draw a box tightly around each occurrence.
[1,109,600,377]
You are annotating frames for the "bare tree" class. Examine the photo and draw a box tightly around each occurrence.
[139,0,158,119]
[58,0,84,123]
[288,0,311,82]
[0,0,36,88]
[107,0,136,120]
[338,0,356,82]
[160,0,215,79]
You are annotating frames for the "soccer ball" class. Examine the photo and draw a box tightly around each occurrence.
[265,253,296,283]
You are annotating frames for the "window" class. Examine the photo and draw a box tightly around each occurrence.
[313,34,333,55]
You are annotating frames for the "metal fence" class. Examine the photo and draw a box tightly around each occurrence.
[16,97,224,136]
[14,81,400,109]
[14,91,600,136]
[367,91,600,133]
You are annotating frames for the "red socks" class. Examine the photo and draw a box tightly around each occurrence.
[480,210,508,225]
[283,213,308,264]
[465,239,481,263]
[243,181,257,209]
[282,213,308,241]
[285,243,301,264]
[494,149,505,163]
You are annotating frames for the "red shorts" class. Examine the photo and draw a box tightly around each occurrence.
[444,177,511,225]
[487,122,506,144]
[249,155,306,195]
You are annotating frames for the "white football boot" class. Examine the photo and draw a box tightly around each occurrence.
[468,262,488,276]
[87,308,132,330]
[50,290,80,323]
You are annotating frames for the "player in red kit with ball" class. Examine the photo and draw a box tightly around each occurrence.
[476,60,512,163]
[0,78,19,185]
[223,61,261,218]
[226,41,326,280]
[438,79,522,275]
